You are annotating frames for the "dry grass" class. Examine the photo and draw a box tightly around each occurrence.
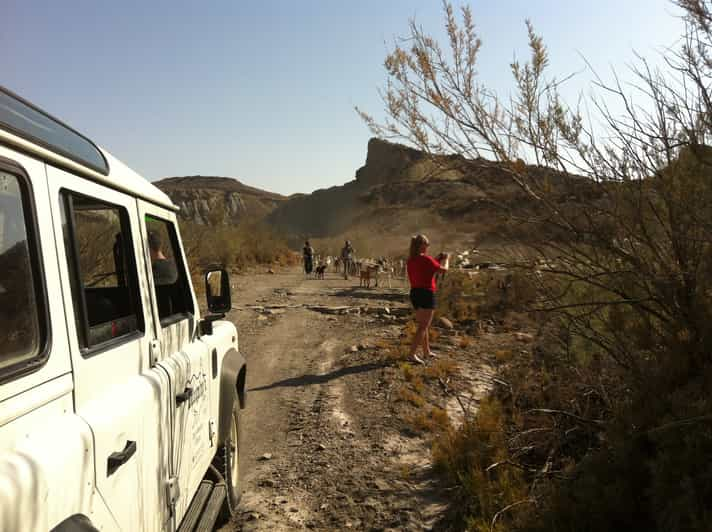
[422,358,459,380]
[382,344,410,363]
[181,220,296,272]
[494,349,513,363]
[429,327,440,342]
[458,335,474,348]
[397,386,427,407]
[406,406,451,434]
[431,397,529,531]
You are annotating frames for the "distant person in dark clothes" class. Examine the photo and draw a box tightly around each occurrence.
[148,230,178,285]
[340,240,355,279]
[303,240,314,277]
[407,234,449,364]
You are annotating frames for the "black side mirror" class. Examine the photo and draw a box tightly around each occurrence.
[205,267,231,314]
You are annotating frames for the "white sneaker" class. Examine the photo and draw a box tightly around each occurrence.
[427,351,439,358]
[413,353,425,365]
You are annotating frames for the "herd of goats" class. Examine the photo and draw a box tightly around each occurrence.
[304,249,493,288]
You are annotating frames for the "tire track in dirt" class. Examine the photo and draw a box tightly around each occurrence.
[218,269,452,531]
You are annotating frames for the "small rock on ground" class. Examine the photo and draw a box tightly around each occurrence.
[438,317,454,329]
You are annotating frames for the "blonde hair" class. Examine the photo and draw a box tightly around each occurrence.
[409,234,429,259]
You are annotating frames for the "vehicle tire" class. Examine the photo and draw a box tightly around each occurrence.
[214,399,241,522]
[51,515,99,532]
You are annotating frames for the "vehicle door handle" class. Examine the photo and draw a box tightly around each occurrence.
[176,386,193,406]
[107,440,137,476]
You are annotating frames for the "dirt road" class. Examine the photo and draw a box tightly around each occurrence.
[217,267,451,531]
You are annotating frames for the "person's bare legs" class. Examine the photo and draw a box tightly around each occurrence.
[410,309,434,364]
[424,326,438,357]
[409,322,426,363]
[422,310,435,356]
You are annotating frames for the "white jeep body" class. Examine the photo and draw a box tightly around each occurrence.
[0,87,245,531]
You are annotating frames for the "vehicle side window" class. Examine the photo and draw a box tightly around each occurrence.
[145,216,194,325]
[0,169,47,376]
[61,192,144,352]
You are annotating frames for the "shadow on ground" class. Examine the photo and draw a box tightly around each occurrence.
[249,362,387,392]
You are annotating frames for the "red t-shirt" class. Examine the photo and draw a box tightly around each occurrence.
[407,254,441,292]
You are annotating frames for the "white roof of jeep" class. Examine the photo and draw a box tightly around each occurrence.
[98,149,175,210]
[0,127,176,211]
[0,87,176,211]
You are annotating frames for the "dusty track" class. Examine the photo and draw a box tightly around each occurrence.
[217,268,449,531]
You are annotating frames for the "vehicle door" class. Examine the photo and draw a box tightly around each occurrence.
[47,167,172,532]
[137,200,214,523]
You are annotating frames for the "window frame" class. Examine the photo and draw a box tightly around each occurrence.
[0,157,51,385]
[61,189,145,357]
[0,86,109,175]
[144,214,194,328]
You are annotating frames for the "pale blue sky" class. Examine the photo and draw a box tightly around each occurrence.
[3,1,684,195]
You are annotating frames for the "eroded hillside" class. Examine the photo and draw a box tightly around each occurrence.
[154,176,286,225]
[155,138,594,256]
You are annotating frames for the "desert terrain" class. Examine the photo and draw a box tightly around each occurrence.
[214,265,529,531]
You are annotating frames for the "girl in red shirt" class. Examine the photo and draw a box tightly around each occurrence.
[407,234,449,364]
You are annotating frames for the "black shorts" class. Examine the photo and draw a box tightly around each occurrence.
[410,288,435,310]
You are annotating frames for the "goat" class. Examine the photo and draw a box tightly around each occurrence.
[359,263,379,288]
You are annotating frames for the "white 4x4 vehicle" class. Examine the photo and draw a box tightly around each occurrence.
[0,87,246,532]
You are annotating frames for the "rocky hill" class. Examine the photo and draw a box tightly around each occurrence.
[265,138,542,254]
[155,138,588,256]
[154,176,286,225]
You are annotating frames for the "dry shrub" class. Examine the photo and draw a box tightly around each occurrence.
[180,220,295,272]
[362,1,712,529]
[436,270,536,325]
[459,335,473,348]
[494,349,513,363]
[403,320,417,338]
[374,338,391,349]
[422,358,459,380]
[401,362,417,381]
[433,398,530,531]
[382,344,410,363]
[407,406,451,434]
[397,386,426,407]
[411,375,425,394]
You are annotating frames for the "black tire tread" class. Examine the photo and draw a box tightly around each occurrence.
[212,400,241,523]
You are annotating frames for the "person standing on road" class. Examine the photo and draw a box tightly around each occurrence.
[340,240,355,280]
[407,234,449,364]
[303,240,314,278]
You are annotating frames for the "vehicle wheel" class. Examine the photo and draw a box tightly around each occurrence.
[214,399,241,521]
[51,515,99,532]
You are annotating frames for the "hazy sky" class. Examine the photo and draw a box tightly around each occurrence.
[3,1,684,195]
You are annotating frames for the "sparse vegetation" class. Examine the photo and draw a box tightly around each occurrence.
[180,220,297,273]
[407,406,451,434]
[362,1,712,530]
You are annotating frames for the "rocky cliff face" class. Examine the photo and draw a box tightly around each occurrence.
[154,176,285,225]
[266,137,488,238]
[355,137,463,185]
[154,139,576,255]
[265,137,587,256]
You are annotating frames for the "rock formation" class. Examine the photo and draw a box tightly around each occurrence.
[154,138,584,256]
[154,176,285,225]
[355,137,462,185]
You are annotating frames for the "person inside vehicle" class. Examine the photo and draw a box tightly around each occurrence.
[407,233,449,364]
[148,230,178,286]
